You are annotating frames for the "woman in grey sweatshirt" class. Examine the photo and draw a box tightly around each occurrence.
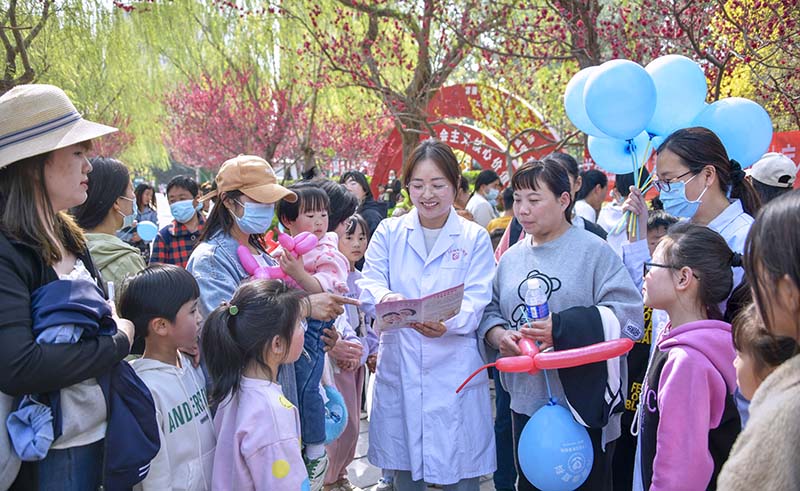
[479,159,643,491]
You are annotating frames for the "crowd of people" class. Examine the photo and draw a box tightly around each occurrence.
[1,83,798,491]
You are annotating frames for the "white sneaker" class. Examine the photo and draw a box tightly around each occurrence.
[305,452,329,491]
[374,478,394,491]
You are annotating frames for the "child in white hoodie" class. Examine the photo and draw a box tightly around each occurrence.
[119,264,216,491]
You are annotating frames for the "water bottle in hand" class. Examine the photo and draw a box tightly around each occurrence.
[524,278,550,322]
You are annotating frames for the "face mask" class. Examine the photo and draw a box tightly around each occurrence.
[233,201,275,235]
[485,188,499,205]
[659,175,709,219]
[170,199,199,224]
[117,196,136,230]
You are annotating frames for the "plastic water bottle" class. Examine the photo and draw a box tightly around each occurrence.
[524,278,550,322]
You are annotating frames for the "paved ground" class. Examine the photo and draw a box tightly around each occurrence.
[346,379,498,491]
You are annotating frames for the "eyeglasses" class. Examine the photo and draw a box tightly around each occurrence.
[652,170,695,192]
[643,262,699,279]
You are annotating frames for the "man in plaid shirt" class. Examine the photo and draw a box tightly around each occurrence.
[150,175,205,268]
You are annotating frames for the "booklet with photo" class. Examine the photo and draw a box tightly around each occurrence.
[375,284,465,331]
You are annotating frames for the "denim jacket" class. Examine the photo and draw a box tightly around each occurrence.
[186,230,298,405]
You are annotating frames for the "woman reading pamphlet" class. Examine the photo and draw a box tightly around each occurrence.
[358,140,496,490]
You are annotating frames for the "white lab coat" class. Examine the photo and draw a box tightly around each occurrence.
[358,208,496,484]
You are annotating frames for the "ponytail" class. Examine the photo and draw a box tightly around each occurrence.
[662,223,736,320]
[728,159,762,217]
[659,128,762,217]
[200,280,308,406]
[201,305,246,406]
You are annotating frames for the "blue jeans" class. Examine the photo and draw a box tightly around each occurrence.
[492,368,517,491]
[13,439,104,490]
[295,317,334,446]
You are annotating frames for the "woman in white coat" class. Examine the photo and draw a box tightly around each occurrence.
[358,140,496,490]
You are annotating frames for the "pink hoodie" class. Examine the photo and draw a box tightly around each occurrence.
[648,319,738,491]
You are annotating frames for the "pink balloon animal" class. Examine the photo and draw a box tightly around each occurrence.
[456,337,634,393]
[237,231,319,287]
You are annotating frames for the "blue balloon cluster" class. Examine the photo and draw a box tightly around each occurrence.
[518,403,593,491]
[565,55,774,172]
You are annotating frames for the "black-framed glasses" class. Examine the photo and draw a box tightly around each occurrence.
[643,262,699,279]
[652,170,695,192]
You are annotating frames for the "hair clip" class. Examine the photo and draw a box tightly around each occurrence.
[228,305,239,316]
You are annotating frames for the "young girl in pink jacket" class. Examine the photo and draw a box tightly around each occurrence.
[202,280,310,491]
[637,223,741,490]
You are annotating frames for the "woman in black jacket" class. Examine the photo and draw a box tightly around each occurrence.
[0,84,134,490]
[341,170,387,237]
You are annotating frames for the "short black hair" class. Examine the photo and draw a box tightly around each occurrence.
[576,169,608,200]
[276,185,330,227]
[294,179,358,231]
[474,169,500,191]
[546,152,580,180]
[647,209,678,231]
[615,169,650,198]
[345,213,370,239]
[167,175,199,198]
[500,186,514,210]
[119,264,200,343]
[340,171,373,200]
[752,179,793,205]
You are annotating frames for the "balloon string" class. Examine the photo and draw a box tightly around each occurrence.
[521,309,554,401]
[456,363,495,394]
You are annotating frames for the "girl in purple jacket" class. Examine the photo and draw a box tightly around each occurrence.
[637,223,741,490]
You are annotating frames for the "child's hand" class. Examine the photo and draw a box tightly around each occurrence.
[321,327,340,352]
[279,251,306,280]
[366,354,378,373]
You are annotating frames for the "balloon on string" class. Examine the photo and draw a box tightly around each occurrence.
[584,60,657,140]
[645,55,708,137]
[136,221,158,242]
[587,131,653,174]
[564,67,608,138]
[692,97,773,168]
[518,403,593,491]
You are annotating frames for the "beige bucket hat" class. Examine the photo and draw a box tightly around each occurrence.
[0,84,117,169]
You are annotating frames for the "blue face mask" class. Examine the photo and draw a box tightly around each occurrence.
[117,196,136,230]
[485,188,499,205]
[170,199,200,224]
[659,175,709,219]
[234,201,275,235]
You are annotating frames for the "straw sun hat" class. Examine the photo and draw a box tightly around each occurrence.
[0,84,117,170]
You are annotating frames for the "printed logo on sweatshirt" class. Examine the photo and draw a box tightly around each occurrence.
[509,270,561,328]
[167,387,210,433]
[637,307,653,345]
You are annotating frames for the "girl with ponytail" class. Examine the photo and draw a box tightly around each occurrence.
[202,279,311,490]
[635,223,743,490]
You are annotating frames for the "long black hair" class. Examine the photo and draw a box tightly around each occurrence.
[658,127,761,217]
[135,183,156,211]
[71,157,131,230]
[744,189,800,338]
[201,279,309,405]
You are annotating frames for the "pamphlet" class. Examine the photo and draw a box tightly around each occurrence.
[375,283,465,331]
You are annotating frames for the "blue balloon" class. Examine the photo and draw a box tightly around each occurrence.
[692,97,773,168]
[518,403,593,491]
[645,55,708,136]
[584,60,657,140]
[136,221,158,242]
[588,131,654,175]
[564,67,607,138]
[324,385,348,444]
